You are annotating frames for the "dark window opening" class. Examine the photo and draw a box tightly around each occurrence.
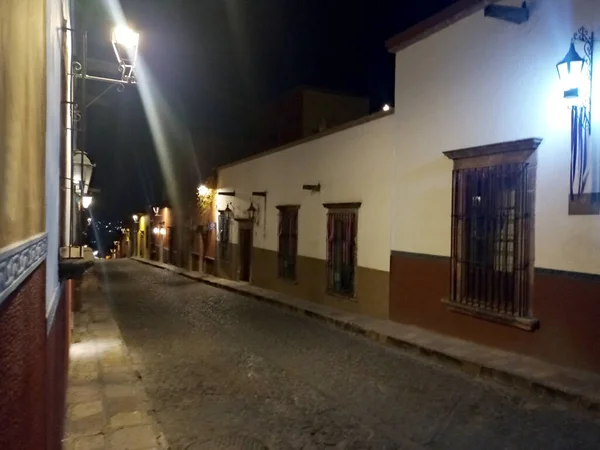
[218,213,230,261]
[451,163,532,317]
[278,206,298,280]
[326,209,357,297]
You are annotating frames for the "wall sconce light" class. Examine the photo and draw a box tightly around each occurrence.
[247,203,257,222]
[82,195,93,209]
[153,206,159,215]
[153,227,160,235]
[132,214,139,223]
[197,184,211,197]
[224,203,234,220]
[557,27,598,213]
[159,228,167,236]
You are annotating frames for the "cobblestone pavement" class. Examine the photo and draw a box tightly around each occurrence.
[97,260,600,450]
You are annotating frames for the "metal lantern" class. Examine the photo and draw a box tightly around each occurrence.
[111,25,140,83]
[72,150,95,195]
[247,203,257,221]
[224,203,234,220]
[557,42,586,99]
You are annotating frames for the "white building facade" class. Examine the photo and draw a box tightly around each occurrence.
[217,0,600,374]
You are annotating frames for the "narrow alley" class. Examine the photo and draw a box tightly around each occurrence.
[95,260,600,450]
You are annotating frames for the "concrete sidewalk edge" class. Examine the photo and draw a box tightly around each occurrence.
[130,256,600,412]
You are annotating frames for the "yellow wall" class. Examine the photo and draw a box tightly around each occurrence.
[137,214,149,258]
[0,0,48,248]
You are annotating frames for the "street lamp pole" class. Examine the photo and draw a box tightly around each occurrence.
[64,23,141,258]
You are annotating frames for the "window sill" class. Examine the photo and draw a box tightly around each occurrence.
[326,290,357,302]
[441,298,539,331]
[278,276,298,284]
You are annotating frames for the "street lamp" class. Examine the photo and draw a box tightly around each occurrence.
[72,150,95,195]
[247,203,257,222]
[111,25,140,84]
[557,42,586,100]
[82,196,93,209]
[198,184,210,197]
[133,214,139,223]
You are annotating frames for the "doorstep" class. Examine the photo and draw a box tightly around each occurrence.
[131,257,600,411]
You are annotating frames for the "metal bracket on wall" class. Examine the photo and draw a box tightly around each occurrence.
[484,2,529,24]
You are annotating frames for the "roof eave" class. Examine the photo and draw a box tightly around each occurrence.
[385,0,499,54]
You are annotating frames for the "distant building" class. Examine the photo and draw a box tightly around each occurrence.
[259,86,370,150]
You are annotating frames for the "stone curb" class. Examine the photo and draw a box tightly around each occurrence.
[131,257,600,412]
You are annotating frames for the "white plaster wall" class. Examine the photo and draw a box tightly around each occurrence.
[45,0,65,311]
[392,0,600,274]
[218,115,395,272]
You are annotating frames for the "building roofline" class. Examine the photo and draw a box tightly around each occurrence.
[217,109,394,172]
[385,0,498,53]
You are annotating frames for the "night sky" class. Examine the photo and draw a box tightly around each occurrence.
[84,0,456,221]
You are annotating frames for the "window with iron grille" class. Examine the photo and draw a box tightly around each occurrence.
[277,206,298,280]
[325,204,359,297]
[444,138,541,328]
[218,212,230,261]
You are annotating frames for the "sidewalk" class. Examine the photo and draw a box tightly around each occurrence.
[63,270,168,450]
[132,256,600,411]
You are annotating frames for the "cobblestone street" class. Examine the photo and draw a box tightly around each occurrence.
[97,260,600,450]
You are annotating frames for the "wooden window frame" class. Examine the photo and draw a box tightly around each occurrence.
[323,203,361,298]
[277,205,299,281]
[443,138,542,331]
[217,211,231,262]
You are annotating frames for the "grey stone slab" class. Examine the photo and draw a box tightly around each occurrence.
[107,425,157,449]
[70,400,103,420]
[73,434,105,450]
[109,410,148,428]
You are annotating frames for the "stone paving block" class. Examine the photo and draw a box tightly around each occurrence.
[70,400,103,420]
[101,367,139,384]
[107,424,157,449]
[106,395,147,417]
[66,414,106,438]
[68,384,103,404]
[110,410,148,428]
[73,434,105,450]
[105,383,140,399]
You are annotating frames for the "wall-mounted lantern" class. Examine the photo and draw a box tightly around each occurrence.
[111,25,140,84]
[557,27,598,214]
[247,203,257,222]
[73,150,95,195]
[224,203,234,220]
[132,214,139,223]
[557,42,587,100]
[153,206,159,215]
[82,195,93,209]
[153,227,160,235]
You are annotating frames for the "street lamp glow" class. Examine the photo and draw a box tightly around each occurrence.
[382,104,391,112]
[82,196,93,209]
[112,25,140,49]
[198,184,210,197]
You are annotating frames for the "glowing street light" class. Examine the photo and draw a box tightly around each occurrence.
[198,184,210,197]
[112,25,140,48]
[132,214,139,223]
[382,104,391,112]
[556,42,586,100]
[82,195,93,209]
[111,25,140,84]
